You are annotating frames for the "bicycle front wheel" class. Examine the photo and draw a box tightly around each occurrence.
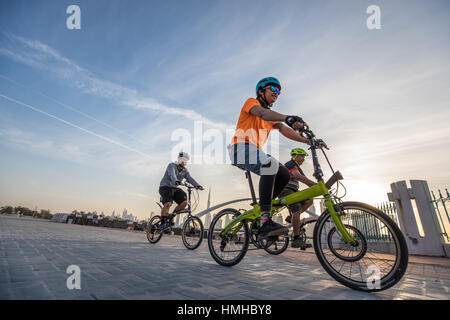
[182,216,204,250]
[146,215,163,244]
[207,208,249,266]
[313,201,408,292]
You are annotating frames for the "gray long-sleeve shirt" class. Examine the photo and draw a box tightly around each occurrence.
[159,162,200,188]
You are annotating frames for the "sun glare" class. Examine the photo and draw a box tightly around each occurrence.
[341,180,390,207]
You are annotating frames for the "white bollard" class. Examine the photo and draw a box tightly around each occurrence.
[388,180,449,256]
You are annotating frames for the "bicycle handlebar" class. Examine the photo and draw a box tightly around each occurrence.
[181,182,194,188]
[294,125,338,180]
[181,182,203,190]
[297,127,329,150]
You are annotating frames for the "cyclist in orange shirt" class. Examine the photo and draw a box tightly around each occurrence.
[229,77,310,238]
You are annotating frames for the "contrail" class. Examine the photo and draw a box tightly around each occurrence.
[0,93,154,159]
[0,33,233,131]
[0,74,152,148]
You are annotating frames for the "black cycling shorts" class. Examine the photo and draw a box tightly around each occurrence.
[159,187,187,205]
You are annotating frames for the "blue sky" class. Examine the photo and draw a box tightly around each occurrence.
[1,0,449,219]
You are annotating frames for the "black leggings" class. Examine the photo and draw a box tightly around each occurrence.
[259,164,290,212]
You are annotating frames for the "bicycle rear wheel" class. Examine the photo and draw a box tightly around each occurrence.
[208,208,249,266]
[313,201,408,292]
[146,215,163,244]
[182,216,204,250]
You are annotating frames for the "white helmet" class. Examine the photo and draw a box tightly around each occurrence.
[178,152,190,166]
[178,152,190,160]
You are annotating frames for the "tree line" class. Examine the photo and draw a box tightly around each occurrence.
[1,205,52,220]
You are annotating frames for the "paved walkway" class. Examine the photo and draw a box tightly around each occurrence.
[1,215,449,300]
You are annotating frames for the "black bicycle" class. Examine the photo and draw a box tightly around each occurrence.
[146,182,204,250]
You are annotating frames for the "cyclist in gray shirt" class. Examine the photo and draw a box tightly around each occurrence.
[159,152,203,226]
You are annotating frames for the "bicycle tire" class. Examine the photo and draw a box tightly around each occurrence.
[313,201,409,292]
[146,215,163,244]
[207,208,249,266]
[182,216,204,250]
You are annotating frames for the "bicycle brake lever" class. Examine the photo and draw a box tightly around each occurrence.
[316,138,329,150]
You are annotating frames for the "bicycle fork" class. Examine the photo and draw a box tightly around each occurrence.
[324,195,356,245]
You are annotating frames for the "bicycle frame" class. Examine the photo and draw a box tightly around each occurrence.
[221,130,357,245]
[221,183,354,244]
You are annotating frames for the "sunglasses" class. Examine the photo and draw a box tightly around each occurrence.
[266,85,280,95]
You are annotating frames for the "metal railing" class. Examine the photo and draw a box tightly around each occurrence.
[431,188,450,242]
[378,201,400,227]
[376,187,450,244]
[334,203,398,243]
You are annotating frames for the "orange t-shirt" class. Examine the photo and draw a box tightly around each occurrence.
[231,98,279,148]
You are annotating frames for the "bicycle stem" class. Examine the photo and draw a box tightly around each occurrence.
[310,143,324,181]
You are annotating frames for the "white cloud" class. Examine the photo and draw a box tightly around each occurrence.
[0,32,232,131]
[0,126,89,164]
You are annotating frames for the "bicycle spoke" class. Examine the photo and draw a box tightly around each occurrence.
[357,261,364,283]
[349,261,353,279]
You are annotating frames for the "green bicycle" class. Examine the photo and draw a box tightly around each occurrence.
[208,128,409,292]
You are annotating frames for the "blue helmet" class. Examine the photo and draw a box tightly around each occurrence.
[256,77,281,95]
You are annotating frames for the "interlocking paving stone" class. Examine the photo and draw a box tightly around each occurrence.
[10,281,54,299]
[1,214,449,300]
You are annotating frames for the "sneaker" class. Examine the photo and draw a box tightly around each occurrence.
[257,219,289,238]
[161,224,171,234]
[159,220,170,231]
[291,238,312,250]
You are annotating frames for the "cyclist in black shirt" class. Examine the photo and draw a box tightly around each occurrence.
[279,148,316,249]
